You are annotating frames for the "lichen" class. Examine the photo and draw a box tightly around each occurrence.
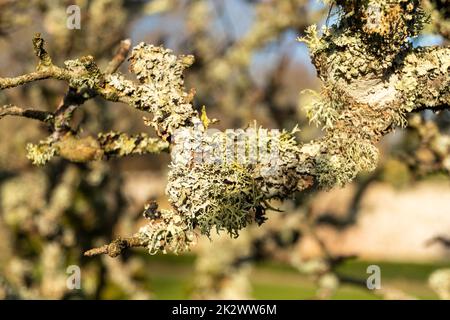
[301,86,343,130]
[127,43,197,138]
[26,138,57,166]
[137,209,195,255]
[97,132,169,157]
[64,56,103,91]
[165,121,302,239]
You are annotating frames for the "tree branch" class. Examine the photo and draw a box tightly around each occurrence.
[0,69,69,90]
[84,236,147,258]
[0,104,54,123]
[105,39,132,74]
[27,132,169,165]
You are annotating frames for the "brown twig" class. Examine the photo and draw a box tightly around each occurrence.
[105,39,132,74]
[0,69,70,90]
[0,104,54,123]
[84,236,147,258]
[426,236,450,248]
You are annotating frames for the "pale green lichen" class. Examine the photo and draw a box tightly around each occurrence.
[301,1,428,82]
[396,47,450,112]
[26,138,57,166]
[298,25,327,56]
[64,56,103,92]
[300,86,343,130]
[167,162,266,238]
[166,121,302,239]
[103,44,197,138]
[137,209,194,255]
[127,43,197,138]
[97,132,169,157]
[315,138,379,187]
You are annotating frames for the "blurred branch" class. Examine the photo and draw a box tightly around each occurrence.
[39,132,169,164]
[0,104,54,123]
[315,172,380,228]
[426,236,450,248]
[105,39,132,75]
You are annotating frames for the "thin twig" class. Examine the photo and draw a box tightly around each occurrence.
[426,236,450,248]
[105,39,132,74]
[0,104,54,123]
[0,69,70,90]
[84,236,147,258]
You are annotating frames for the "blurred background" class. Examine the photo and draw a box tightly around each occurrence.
[0,0,450,300]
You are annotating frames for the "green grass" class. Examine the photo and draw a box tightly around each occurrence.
[133,254,449,300]
[149,276,191,300]
[252,282,379,300]
[336,259,450,281]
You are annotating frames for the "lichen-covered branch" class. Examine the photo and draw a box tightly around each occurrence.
[27,132,169,165]
[1,1,449,258]
[297,0,449,188]
[139,0,447,256]
[1,34,171,165]
[53,38,131,137]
